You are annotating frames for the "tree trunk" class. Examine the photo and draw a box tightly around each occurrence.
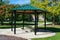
[1,18,3,25]
[0,0,2,5]
[52,14,55,26]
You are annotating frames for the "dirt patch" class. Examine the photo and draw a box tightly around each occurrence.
[0,35,27,40]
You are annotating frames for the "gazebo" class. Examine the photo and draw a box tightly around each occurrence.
[10,5,47,35]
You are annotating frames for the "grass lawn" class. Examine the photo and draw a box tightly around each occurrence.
[32,33,60,40]
[32,26,60,40]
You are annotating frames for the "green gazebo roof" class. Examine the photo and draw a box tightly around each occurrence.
[11,5,46,11]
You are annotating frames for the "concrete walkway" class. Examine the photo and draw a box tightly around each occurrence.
[0,28,56,40]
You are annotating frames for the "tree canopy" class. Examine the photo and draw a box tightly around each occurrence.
[30,0,60,15]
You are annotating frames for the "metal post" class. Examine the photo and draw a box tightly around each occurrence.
[11,13,13,31]
[34,11,37,35]
[14,10,16,34]
[44,12,46,31]
[36,13,38,29]
[22,13,24,29]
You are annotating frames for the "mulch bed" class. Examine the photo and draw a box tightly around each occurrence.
[0,35,27,40]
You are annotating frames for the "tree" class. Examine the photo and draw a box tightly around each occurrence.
[0,0,2,5]
[30,0,48,8]
[3,0,9,5]
[0,0,15,25]
[30,0,60,24]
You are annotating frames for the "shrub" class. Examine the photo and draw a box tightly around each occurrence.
[46,13,60,24]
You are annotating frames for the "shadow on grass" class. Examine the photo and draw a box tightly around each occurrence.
[38,27,60,32]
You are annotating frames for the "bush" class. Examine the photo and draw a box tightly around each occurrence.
[46,13,53,22]
[16,14,22,21]
[46,13,60,24]
[16,14,33,21]
[55,14,60,24]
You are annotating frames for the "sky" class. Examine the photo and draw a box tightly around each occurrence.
[9,0,30,5]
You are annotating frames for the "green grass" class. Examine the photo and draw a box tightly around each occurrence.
[2,21,35,25]
[32,33,60,40]
[32,27,60,40]
[0,25,23,29]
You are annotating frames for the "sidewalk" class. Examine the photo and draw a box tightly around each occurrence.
[0,28,56,40]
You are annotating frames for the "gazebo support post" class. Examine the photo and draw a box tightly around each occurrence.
[44,12,46,31]
[36,13,38,29]
[22,13,24,29]
[34,10,37,35]
[14,10,16,34]
[11,13,13,31]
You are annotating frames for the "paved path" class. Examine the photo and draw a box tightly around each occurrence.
[0,28,56,40]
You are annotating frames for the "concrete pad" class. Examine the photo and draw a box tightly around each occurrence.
[0,28,56,40]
